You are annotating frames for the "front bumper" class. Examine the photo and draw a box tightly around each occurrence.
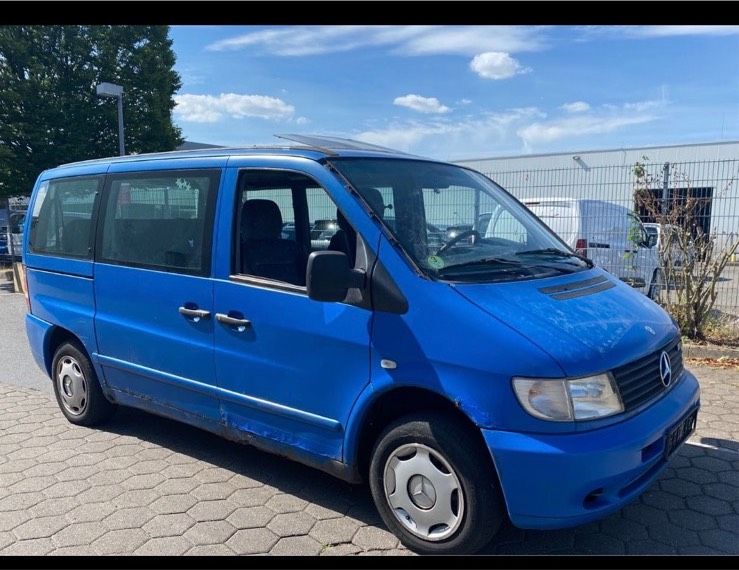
[483,369,700,529]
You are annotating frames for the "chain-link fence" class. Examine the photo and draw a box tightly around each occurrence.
[482,159,739,339]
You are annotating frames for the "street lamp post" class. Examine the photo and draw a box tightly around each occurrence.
[96,82,125,156]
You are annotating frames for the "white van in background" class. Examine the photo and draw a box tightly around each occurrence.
[514,198,662,299]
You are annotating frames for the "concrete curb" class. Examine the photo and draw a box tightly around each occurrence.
[683,340,739,360]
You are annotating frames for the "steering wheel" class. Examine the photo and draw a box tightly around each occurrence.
[435,230,481,255]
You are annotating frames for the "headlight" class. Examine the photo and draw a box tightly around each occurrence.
[512,374,624,421]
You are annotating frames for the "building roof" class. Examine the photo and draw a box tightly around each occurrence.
[455,139,739,164]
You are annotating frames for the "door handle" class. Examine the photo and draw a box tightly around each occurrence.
[216,313,251,332]
[179,306,211,322]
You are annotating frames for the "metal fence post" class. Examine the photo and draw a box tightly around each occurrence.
[662,162,670,215]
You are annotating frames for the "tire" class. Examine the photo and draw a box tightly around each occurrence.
[648,269,664,301]
[51,341,116,426]
[368,412,503,554]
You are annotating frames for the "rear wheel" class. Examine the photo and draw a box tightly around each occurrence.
[368,412,503,554]
[52,341,116,426]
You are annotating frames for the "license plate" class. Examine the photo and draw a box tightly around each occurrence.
[664,409,698,458]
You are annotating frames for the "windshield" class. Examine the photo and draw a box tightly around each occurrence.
[330,158,590,283]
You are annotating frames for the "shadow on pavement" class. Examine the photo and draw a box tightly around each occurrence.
[97,405,738,555]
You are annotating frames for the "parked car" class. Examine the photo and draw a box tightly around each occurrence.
[519,198,663,299]
[643,222,691,267]
[23,138,698,554]
[310,218,338,240]
[1,209,25,263]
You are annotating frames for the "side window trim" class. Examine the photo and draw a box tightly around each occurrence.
[28,174,104,260]
[94,168,221,277]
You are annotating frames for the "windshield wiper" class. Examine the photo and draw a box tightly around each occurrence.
[438,257,523,272]
[516,248,593,267]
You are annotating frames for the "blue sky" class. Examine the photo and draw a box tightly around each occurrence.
[169,25,739,160]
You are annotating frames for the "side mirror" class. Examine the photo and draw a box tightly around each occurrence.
[307,251,365,303]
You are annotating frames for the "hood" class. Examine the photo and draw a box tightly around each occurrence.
[454,268,677,377]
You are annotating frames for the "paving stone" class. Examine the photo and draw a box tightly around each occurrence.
[153,477,200,496]
[319,543,362,555]
[668,508,719,531]
[91,528,148,555]
[187,544,234,555]
[1,537,55,555]
[192,482,238,501]
[698,528,738,553]
[267,512,316,537]
[0,510,31,532]
[648,522,701,548]
[103,507,156,530]
[122,473,166,491]
[65,501,117,523]
[270,535,322,555]
[0,531,13,551]
[111,489,159,508]
[227,506,275,530]
[352,526,399,550]
[229,486,278,508]
[187,500,237,522]
[184,520,237,545]
[310,517,361,545]
[0,492,45,512]
[142,513,196,538]
[625,539,676,554]
[29,497,79,518]
[573,533,626,554]
[227,528,279,555]
[149,494,199,515]
[12,515,69,540]
[134,536,192,556]
[686,495,733,516]
[266,494,309,514]
[51,522,107,548]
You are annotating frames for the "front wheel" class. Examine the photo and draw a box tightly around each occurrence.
[368,412,503,554]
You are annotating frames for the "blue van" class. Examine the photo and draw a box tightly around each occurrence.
[23,136,699,554]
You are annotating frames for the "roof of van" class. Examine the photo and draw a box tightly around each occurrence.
[50,134,427,171]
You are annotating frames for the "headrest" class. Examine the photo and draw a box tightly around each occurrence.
[241,199,283,240]
[360,187,385,219]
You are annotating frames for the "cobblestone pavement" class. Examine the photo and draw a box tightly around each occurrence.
[0,368,736,556]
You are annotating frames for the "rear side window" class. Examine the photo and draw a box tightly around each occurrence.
[99,170,219,276]
[29,176,101,258]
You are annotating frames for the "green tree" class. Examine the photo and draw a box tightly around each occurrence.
[0,25,183,198]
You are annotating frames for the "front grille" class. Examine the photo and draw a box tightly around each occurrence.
[612,338,683,411]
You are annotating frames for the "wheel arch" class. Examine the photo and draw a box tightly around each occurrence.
[345,384,495,482]
[44,326,91,377]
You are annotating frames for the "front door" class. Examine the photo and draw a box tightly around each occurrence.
[212,164,373,460]
[94,165,223,422]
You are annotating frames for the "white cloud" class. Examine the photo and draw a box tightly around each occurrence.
[206,26,545,56]
[517,99,665,147]
[469,52,530,80]
[174,93,294,123]
[457,98,472,105]
[560,101,590,113]
[393,94,450,114]
[295,116,310,125]
[355,107,544,153]
[580,25,739,40]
